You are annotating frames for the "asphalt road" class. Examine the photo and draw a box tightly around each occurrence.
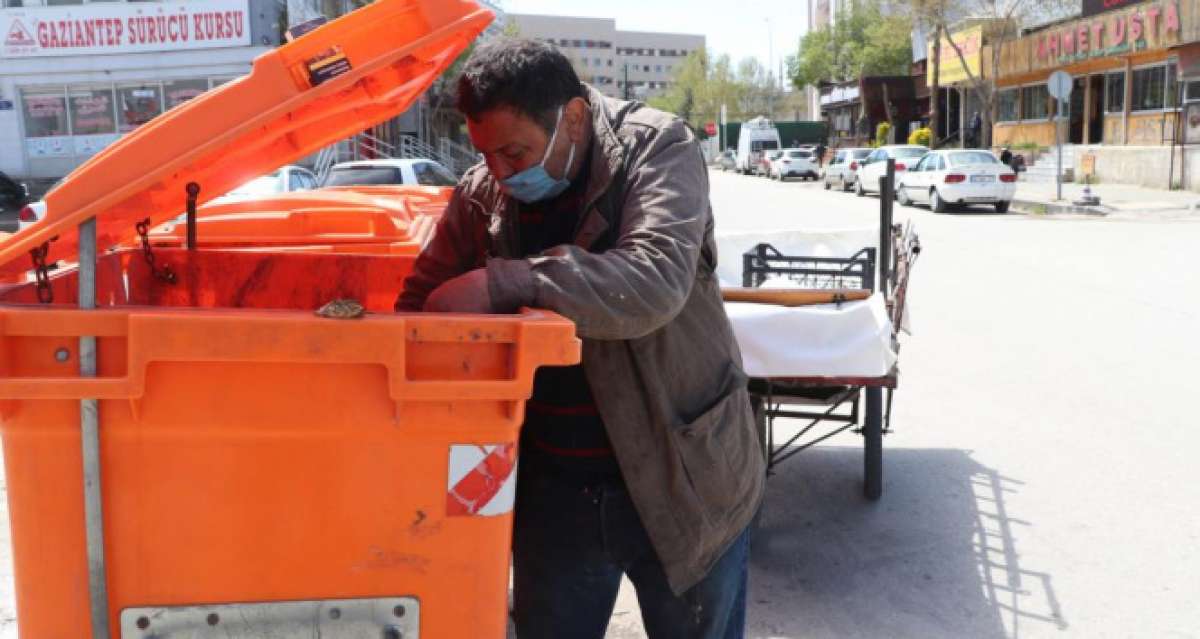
[1,170,1198,638]
[602,169,1200,638]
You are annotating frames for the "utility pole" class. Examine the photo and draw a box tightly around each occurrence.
[623,62,630,101]
[766,18,774,119]
[930,23,941,144]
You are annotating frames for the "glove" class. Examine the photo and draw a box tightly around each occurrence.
[424,268,494,313]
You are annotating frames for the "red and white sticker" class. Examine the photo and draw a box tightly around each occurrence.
[446,444,517,517]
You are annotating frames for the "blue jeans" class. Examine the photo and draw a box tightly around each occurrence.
[511,463,749,639]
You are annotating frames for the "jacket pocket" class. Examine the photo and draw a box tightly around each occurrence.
[671,387,757,521]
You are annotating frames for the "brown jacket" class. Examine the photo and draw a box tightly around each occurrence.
[396,86,764,594]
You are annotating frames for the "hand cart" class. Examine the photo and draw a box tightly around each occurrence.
[744,164,920,499]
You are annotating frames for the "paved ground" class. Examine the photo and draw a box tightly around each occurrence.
[3,170,1199,638]
[1009,179,1200,218]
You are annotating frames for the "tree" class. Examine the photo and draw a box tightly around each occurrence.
[648,49,783,132]
[791,0,913,88]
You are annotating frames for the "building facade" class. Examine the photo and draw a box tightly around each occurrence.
[506,13,705,100]
[0,0,284,181]
[989,0,1200,188]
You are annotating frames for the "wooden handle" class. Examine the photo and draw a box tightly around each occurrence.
[721,288,871,307]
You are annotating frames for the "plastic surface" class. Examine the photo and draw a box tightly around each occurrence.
[0,0,488,278]
[146,187,452,254]
[0,2,586,638]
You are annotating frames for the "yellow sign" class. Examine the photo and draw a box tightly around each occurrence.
[928,25,983,86]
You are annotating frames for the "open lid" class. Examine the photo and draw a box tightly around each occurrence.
[0,0,491,278]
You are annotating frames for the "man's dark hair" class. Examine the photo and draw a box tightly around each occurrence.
[457,38,586,133]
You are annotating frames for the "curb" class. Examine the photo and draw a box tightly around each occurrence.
[1011,198,1112,217]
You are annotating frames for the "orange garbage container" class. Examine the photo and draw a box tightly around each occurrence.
[0,3,579,638]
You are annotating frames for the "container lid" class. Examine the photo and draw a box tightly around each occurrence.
[0,0,490,278]
[146,189,426,247]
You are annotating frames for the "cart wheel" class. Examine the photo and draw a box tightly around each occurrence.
[863,387,883,500]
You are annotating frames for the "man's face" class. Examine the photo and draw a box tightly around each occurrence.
[467,97,588,183]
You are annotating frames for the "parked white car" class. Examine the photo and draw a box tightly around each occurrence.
[897,149,1017,213]
[854,145,929,197]
[227,165,319,197]
[769,148,820,181]
[322,159,457,187]
[822,148,872,191]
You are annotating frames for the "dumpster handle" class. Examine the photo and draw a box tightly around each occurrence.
[0,309,580,401]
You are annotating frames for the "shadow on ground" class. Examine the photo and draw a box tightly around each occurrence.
[748,446,1066,639]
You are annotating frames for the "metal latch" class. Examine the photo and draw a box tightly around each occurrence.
[120,596,419,638]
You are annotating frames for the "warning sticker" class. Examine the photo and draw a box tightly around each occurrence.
[446,444,517,517]
[306,45,352,87]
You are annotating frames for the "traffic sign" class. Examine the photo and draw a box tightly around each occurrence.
[705,121,717,136]
[1048,71,1073,101]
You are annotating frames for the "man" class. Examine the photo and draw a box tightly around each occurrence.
[396,39,764,638]
[968,111,982,149]
[999,146,1013,169]
[814,141,827,167]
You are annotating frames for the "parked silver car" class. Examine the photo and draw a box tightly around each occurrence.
[822,148,872,192]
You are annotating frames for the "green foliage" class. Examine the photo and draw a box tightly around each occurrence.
[649,49,784,131]
[876,122,891,147]
[792,0,913,89]
[908,127,932,146]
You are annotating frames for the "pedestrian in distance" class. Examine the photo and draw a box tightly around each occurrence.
[999,146,1013,169]
[396,39,763,639]
[969,111,982,149]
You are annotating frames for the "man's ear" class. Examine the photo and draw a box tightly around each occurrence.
[565,96,589,143]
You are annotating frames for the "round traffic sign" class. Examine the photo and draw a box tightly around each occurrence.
[1048,71,1073,101]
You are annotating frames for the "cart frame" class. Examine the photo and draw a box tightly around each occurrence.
[745,161,919,499]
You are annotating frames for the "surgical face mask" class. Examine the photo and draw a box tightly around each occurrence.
[501,106,577,204]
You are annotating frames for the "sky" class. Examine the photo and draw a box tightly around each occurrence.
[499,0,810,80]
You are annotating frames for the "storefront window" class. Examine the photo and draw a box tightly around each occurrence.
[1021,84,1049,120]
[1165,62,1179,109]
[1131,65,1167,111]
[1187,81,1200,103]
[67,86,116,136]
[117,84,163,133]
[163,79,210,110]
[997,88,1019,122]
[21,88,68,138]
[1105,73,1125,113]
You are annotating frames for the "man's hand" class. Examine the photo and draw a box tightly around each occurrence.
[423,268,493,313]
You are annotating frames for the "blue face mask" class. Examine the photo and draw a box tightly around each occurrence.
[502,106,577,204]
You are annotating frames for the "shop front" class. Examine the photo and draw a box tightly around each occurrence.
[990,0,1200,188]
[0,1,283,183]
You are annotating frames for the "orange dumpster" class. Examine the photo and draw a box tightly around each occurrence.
[0,3,581,638]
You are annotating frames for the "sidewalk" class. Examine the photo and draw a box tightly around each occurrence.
[1010,179,1200,217]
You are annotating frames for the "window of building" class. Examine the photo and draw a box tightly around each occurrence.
[163,79,209,110]
[607,59,613,67]
[1021,84,1049,120]
[1105,72,1125,113]
[1131,64,1173,111]
[67,86,115,135]
[594,58,602,66]
[1166,62,1179,108]
[117,84,162,133]
[582,58,589,67]
[1186,80,1200,103]
[21,88,69,138]
[643,65,650,72]
[997,88,1019,122]
[655,65,662,73]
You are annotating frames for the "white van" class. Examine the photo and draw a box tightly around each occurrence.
[735,116,782,175]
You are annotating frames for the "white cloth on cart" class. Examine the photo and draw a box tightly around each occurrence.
[725,293,897,378]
